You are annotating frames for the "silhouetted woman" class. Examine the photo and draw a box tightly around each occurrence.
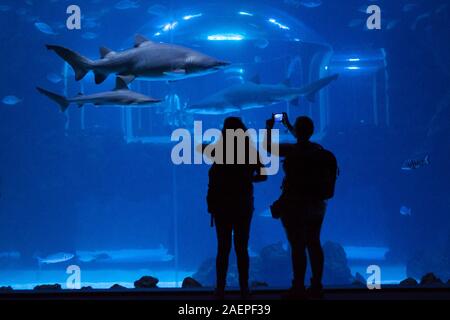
[202,117,266,299]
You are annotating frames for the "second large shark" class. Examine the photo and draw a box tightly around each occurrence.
[37,76,161,112]
[46,34,229,85]
[187,74,339,115]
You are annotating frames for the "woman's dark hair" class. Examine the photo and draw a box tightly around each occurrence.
[222,116,247,133]
[294,116,314,141]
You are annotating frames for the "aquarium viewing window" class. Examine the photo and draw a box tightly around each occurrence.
[0,0,449,311]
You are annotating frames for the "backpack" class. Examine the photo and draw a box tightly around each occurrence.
[283,143,338,200]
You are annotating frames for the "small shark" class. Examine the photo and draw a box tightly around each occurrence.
[36,252,74,266]
[401,155,430,170]
[37,76,161,112]
[187,74,339,115]
[46,34,229,85]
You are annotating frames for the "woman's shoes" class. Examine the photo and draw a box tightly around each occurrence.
[281,287,307,300]
[214,288,225,300]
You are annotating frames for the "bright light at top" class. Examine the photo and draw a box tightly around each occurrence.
[183,13,202,20]
[162,21,178,31]
[348,58,361,62]
[268,18,290,30]
[238,11,253,16]
[207,34,244,41]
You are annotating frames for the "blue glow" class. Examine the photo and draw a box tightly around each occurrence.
[154,32,161,36]
[162,21,178,32]
[293,38,301,42]
[268,18,290,30]
[238,11,253,16]
[348,58,361,62]
[346,66,361,70]
[182,13,203,20]
[207,33,244,41]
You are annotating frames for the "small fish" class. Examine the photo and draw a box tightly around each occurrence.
[114,0,139,10]
[348,19,364,28]
[299,0,322,8]
[0,251,21,259]
[0,4,11,12]
[2,95,22,105]
[386,19,400,30]
[46,72,62,84]
[283,0,301,8]
[16,7,30,16]
[84,20,99,29]
[403,3,418,13]
[254,38,269,49]
[411,12,431,30]
[401,155,430,170]
[37,252,74,265]
[435,3,449,14]
[82,32,99,40]
[34,22,58,35]
[147,4,167,16]
[400,206,412,216]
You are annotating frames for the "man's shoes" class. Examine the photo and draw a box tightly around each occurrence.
[306,287,324,300]
[240,287,251,300]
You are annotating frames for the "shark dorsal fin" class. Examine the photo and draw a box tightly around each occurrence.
[134,34,152,48]
[114,76,129,91]
[249,75,261,84]
[99,46,115,59]
[282,78,292,87]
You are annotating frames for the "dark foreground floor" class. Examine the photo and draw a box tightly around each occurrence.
[1,286,449,300]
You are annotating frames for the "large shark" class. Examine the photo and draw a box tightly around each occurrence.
[187,74,339,115]
[46,34,229,85]
[37,76,161,112]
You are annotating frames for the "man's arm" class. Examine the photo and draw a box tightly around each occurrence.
[262,116,293,158]
[282,112,297,138]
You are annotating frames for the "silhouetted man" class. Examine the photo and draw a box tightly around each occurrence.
[265,113,337,299]
[202,117,267,299]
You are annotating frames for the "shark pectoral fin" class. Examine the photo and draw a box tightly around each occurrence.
[119,75,136,85]
[114,76,130,90]
[290,97,300,106]
[94,71,108,84]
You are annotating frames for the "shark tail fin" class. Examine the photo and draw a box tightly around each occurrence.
[303,73,339,103]
[424,155,430,165]
[46,45,93,81]
[36,87,70,112]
